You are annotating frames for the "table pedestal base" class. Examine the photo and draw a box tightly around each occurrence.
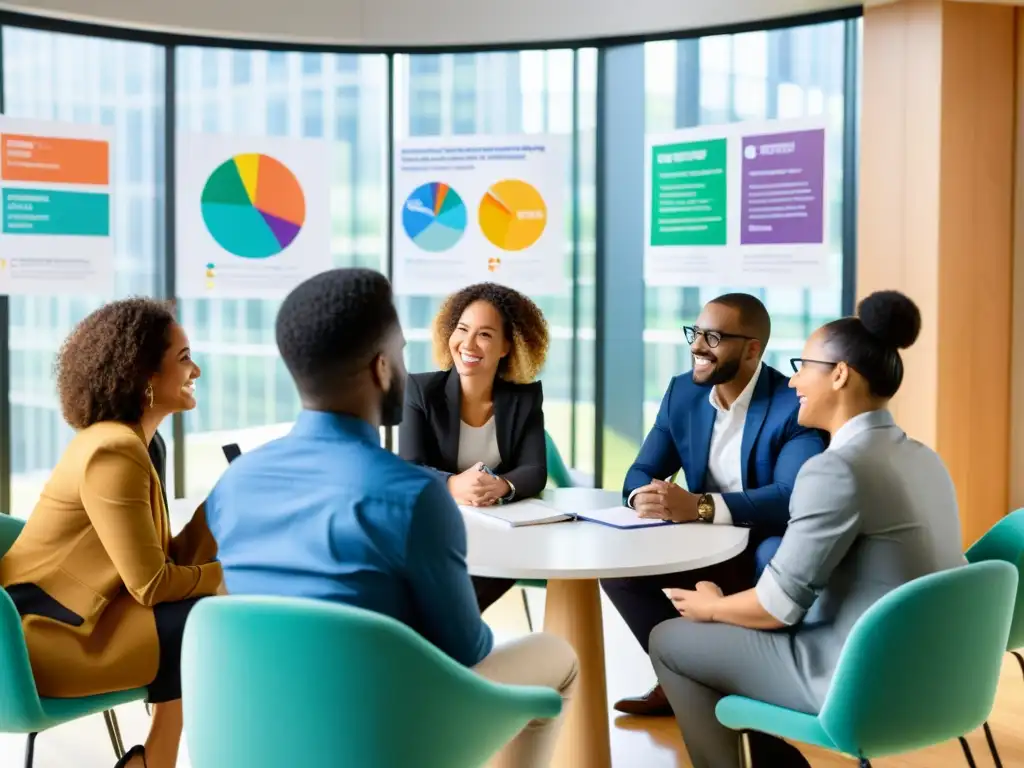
[543,578,612,768]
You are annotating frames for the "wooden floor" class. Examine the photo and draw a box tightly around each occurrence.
[1,586,1021,767]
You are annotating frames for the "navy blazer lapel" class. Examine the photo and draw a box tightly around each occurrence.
[443,369,462,469]
[739,371,771,489]
[689,397,716,492]
[492,379,515,468]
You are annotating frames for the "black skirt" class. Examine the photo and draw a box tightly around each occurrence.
[149,596,205,703]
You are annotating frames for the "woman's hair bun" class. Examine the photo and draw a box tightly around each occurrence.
[856,290,921,350]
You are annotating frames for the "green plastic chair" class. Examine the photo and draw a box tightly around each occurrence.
[0,514,144,767]
[965,508,1024,767]
[544,431,574,489]
[181,595,563,768]
[515,432,577,632]
[716,561,1017,768]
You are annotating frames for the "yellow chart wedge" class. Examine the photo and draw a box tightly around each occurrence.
[233,153,261,204]
[479,179,547,251]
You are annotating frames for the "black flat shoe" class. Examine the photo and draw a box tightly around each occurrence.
[113,745,146,768]
[747,732,811,767]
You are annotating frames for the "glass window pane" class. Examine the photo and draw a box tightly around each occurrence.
[4,28,165,517]
[643,20,848,433]
[176,47,388,497]
[394,49,595,472]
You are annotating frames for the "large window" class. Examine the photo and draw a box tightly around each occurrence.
[4,28,165,517]
[175,48,388,496]
[0,15,857,511]
[393,49,597,471]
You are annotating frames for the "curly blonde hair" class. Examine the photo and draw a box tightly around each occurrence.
[432,283,549,384]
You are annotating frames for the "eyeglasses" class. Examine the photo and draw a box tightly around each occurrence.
[683,326,755,349]
[790,358,840,373]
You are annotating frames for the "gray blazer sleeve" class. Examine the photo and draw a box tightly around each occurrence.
[755,451,861,625]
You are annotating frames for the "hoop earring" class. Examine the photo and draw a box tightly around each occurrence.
[145,384,154,409]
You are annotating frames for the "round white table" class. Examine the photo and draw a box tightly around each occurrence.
[466,488,748,768]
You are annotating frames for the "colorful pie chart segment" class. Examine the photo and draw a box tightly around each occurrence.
[201,153,305,259]
[479,179,547,252]
[402,182,467,252]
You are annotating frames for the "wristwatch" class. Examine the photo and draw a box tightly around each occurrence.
[498,477,517,505]
[696,493,715,523]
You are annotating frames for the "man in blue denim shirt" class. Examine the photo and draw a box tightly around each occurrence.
[205,269,576,766]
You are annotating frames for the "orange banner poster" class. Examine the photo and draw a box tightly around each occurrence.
[0,134,109,185]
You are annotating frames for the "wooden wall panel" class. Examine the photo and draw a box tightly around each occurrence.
[860,0,1015,545]
[1012,11,1024,513]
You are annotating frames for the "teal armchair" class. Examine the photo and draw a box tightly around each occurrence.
[716,561,1017,767]
[0,514,143,767]
[544,431,574,489]
[514,432,577,631]
[181,595,562,768]
[965,508,1024,767]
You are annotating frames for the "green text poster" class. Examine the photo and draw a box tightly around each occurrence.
[649,138,727,247]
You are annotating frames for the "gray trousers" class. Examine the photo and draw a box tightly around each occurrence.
[649,617,819,768]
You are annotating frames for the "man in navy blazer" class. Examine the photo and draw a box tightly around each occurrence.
[604,293,825,716]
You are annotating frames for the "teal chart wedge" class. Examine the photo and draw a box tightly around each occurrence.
[402,182,467,252]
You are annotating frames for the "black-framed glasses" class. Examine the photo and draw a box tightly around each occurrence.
[683,326,754,349]
[790,358,840,373]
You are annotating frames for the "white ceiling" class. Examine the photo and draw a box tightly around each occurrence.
[0,0,860,47]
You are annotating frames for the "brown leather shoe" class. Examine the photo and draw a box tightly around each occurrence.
[613,684,673,716]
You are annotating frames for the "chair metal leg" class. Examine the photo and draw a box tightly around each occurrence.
[738,731,753,768]
[1012,650,1024,680]
[103,709,125,758]
[520,587,533,632]
[958,736,978,768]
[982,721,1003,768]
[24,732,36,768]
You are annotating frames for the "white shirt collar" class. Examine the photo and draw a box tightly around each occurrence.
[709,362,763,414]
[828,409,896,451]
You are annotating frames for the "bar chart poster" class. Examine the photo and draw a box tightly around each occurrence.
[176,133,330,299]
[0,118,114,295]
[392,134,568,296]
[645,116,830,288]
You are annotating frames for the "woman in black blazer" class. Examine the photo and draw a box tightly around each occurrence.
[400,282,550,612]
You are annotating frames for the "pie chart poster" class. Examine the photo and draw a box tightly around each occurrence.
[175,133,330,299]
[392,134,568,296]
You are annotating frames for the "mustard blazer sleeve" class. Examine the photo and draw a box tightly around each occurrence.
[81,438,222,606]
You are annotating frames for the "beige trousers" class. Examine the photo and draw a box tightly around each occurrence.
[473,632,579,768]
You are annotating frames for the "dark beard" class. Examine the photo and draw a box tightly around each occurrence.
[692,357,741,387]
[380,382,405,427]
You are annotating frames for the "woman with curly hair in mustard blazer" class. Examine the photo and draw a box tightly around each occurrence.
[400,282,550,612]
[0,298,222,768]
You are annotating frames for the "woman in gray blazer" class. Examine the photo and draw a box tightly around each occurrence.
[648,291,966,768]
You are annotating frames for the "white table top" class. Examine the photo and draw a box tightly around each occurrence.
[464,488,749,580]
[171,488,749,581]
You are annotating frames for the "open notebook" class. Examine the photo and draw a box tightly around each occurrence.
[460,499,573,527]
[461,499,676,530]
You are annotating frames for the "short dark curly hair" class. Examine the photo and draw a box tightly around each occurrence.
[56,298,177,430]
[432,283,549,384]
[276,268,398,396]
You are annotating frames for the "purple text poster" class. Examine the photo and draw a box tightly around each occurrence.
[740,128,825,245]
